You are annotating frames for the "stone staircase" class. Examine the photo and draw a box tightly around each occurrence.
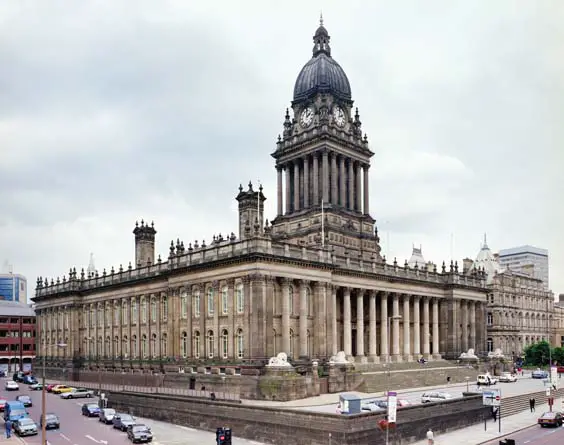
[356,359,457,373]
[497,387,564,418]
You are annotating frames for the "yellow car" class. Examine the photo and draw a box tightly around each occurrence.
[52,385,74,394]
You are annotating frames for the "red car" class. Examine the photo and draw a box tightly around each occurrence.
[0,399,6,411]
[46,383,60,392]
[557,366,564,373]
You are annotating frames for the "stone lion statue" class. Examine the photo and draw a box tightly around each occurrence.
[266,352,292,367]
[459,348,478,359]
[329,351,349,364]
[488,348,504,358]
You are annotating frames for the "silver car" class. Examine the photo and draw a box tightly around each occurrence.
[99,408,116,424]
[14,418,38,436]
[421,392,453,403]
[60,388,94,399]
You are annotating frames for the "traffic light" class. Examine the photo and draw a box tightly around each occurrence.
[216,427,232,445]
[223,427,232,445]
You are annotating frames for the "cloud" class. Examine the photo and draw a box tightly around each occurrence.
[0,0,562,298]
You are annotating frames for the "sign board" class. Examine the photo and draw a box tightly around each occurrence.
[387,391,398,423]
[482,389,501,407]
[546,388,551,396]
[551,366,558,389]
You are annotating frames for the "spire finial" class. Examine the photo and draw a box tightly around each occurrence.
[483,233,488,248]
[320,11,324,26]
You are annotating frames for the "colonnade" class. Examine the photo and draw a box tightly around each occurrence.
[276,150,370,216]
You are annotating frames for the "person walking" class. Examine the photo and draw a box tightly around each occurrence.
[529,397,536,413]
[426,428,434,445]
[5,418,12,438]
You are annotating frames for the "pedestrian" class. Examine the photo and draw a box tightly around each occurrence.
[529,397,535,413]
[492,407,498,422]
[5,418,12,438]
[446,376,451,385]
[426,428,434,445]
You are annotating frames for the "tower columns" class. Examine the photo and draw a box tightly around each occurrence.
[339,156,346,207]
[293,161,300,212]
[330,152,338,205]
[355,161,362,212]
[363,164,370,214]
[347,160,354,210]
[285,165,291,215]
[276,167,283,216]
[322,150,329,203]
[312,153,319,206]
[303,155,310,208]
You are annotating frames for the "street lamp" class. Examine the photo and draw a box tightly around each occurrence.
[41,341,66,445]
[465,376,470,393]
[386,315,402,445]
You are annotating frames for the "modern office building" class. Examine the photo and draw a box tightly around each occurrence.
[498,245,549,290]
[0,301,36,373]
[0,273,28,303]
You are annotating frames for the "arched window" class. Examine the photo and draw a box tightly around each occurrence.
[236,284,244,314]
[131,298,137,324]
[221,329,229,359]
[151,333,157,357]
[141,334,147,358]
[161,296,168,321]
[193,331,200,359]
[193,291,200,317]
[207,288,215,316]
[181,332,188,358]
[161,333,168,357]
[114,302,120,325]
[131,335,138,358]
[83,337,88,357]
[236,329,244,359]
[122,335,129,358]
[289,286,294,314]
[180,292,188,319]
[150,297,157,322]
[289,329,294,358]
[122,300,128,324]
[272,329,277,356]
[90,305,95,327]
[487,337,493,353]
[98,304,103,327]
[105,304,110,326]
[306,288,312,316]
[104,336,110,357]
[90,337,95,357]
[207,330,214,358]
[113,336,119,358]
[141,297,147,323]
[221,286,228,314]
[97,337,102,357]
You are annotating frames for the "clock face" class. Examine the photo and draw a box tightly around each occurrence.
[333,106,346,127]
[300,107,314,128]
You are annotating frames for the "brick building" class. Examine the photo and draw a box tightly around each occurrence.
[33,20,490,373]
[0,301,36,373]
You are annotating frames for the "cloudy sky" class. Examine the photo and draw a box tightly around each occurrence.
[1,0,562,300]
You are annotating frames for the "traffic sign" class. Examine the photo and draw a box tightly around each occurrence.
[387,391,398,423]
[551,366,558,389]
[482,389,501,407]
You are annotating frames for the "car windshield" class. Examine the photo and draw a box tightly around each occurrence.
[19,419,34,426]
[18,396,30,400]
[542,412,556,418]
[121,415,133,421]
[46,414,58,420]
[133,425,148,432]
[104,409,115,415]
[87,404,98,409]
[0,400,6,404]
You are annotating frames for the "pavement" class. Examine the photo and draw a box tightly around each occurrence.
[0,382,267,445]
[412,402,564,445]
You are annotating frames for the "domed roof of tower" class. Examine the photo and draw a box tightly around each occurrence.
[293,16,352,103]
[470,234,504,283]
[408,245,425,268]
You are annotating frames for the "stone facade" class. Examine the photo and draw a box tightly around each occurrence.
[553,294,564,348]
[32,21,489,371]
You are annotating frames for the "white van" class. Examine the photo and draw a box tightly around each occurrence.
[477,374,497,385]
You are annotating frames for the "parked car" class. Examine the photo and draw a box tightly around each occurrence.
[30,383,43,391]
[13,372,24,382]
[40,413,60,429]
[0,399,6,412]
[538,411,563,427]
[557,365,564,373]
[361,399,410,412]
[23,375,37,385]
[5,380,19,391]
[499,373,517,383]
[60,388,93,399]
[127,424,153,443]
[13,418,38,436]
[46,383,60,392]
[15,395,32,407]
[82,403,101,417]
[99,408,116,424]
[532,369,549,379]
[0,370,5,377]
[477,374,497,385]
[113,413,136,431]
[52,385,73,394]
[421,392,453,403]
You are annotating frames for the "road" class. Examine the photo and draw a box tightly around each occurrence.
[0,382,266,445]
[296,373,558,413]
[483,424,564,444]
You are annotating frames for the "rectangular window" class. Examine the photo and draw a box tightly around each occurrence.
[193,293,200,317]
[236,286,244,314]
[181,292,188,319]
[207,288,214,316]
[221,288,228,315]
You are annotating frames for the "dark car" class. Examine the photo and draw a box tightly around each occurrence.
[15,395,32,407]
[40,413,60,429]
[82,403,100,417]
[113,413,136,431]
[538,412,563,427]
[23,375,37,385]
[127,424,153,443]
[13,417,38,436]
[13,372,24,382]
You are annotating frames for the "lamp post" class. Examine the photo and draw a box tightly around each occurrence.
[41,341,66,445]
[386,315,402,445]
[465,376,470,393]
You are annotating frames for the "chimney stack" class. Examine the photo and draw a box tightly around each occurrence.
[133,220,157,267]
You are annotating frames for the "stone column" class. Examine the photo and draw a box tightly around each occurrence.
[368,291,377,361]
[343,287,352,357]
[339,156,346,207]
[423,297,430,357]
[355,162,362,212]
[330,153,338,205]
[363,164,370,214]
[312,154,319,206]
[432,298,440,357]
[281,278,290,355]
[470,301,476,350]
[293,161,300,212]
[331,286,338,355]
[380,292,388,360]
[299,280,309,358]
[461,300,469,352]
[413,296,421,357]
[403,295,411,360]
[303,156,310,208]
[347,159,354,210]
[285,166,291,215]
[392,294,400,359]
[356,290,365,360]
[277,167,283,216]
[322,150,329,203]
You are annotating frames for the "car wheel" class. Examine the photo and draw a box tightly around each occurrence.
[86,394,91,398]
[67,395,72,399]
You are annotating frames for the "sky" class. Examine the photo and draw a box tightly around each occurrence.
[1,0,563,301]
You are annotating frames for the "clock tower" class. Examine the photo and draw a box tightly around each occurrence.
[270,18,382,261]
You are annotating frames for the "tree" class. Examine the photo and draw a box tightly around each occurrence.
[524,341,551,366]
[552,346,564,366]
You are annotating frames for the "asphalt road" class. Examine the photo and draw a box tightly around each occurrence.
[483,424,564,444]
[0,381,266,445]
[297,373,559,413]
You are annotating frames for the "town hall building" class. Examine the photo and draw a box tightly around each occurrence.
[33,20,489,371]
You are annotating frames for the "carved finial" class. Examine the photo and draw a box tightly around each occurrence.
[404,259,409,268]
[102,268,107,276]
[278,134,281,142]
[188,243,193,251]
[454,261,459,273]
[393,257,398,267]
[442,261,446,273]
[319,10,323,26]
[151,221,154,228]
[239,184,243,193]
[128,262,132,271]
[248,181,253,192]
[119,264,123,273]
[80,268,85,279]
[56,277,60,284]
[110,266,115,275]
[135,221,139,228]
[157,254,162,263]
[433,263,437,273]
[140,219,145,227]
[62,275,66,283]
[201,239,206,248]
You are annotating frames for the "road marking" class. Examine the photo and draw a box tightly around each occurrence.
[60,433,71,441]
[178,425,197,432]
[524,440,530,443]
[85,434,102,443]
